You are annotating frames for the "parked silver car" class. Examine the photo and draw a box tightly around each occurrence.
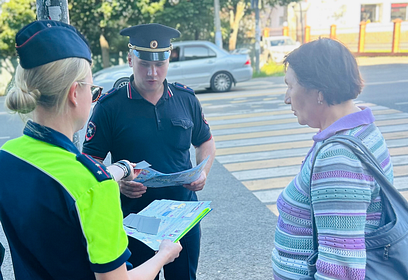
[93,40,253,93]
[261,36,301,63]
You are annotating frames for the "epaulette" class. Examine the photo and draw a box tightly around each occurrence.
[172,82,195,95]
[76,153,112,182]
[97,87,119,103]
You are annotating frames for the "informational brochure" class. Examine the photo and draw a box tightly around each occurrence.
[124,199,212,251]
[133,156,209,188]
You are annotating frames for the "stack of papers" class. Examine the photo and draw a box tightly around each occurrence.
[124,199,212,251]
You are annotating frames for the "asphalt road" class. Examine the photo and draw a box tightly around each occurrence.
[0,60,407,279]
[358,63,408,113]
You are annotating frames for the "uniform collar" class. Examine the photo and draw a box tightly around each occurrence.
[313,106,375,142]
[127,75,172,101]
[24,120,80,155]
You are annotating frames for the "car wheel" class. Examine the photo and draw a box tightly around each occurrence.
[210,71,233,92]
[113,77,130,89]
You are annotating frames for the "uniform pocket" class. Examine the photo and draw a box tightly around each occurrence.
[170,119,194,150]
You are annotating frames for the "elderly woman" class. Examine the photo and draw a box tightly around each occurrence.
[0,20,181,280]
[272,38,393,279]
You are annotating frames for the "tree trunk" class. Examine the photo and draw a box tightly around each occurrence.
[100,34,110,69]
[195,29,199,40]
[228,0,245,51]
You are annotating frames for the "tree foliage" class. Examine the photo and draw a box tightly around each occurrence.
[153,0,215,41]
[0,0,297,72]
[220,0,299,50]
[69,0,168,69]
[0,0,36,74]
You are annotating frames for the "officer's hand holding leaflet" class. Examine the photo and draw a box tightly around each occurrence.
[183,171,206,192]
[119,180,147,199]
[183,140,215,192]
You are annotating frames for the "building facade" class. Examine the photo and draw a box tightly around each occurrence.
[264,0,408,51]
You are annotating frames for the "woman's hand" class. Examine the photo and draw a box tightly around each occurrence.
[157,239,182,265]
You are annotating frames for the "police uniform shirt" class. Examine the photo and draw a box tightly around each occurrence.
[0,121,130,279]
[82,77,212,215]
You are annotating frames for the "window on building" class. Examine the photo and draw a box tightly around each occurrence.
[391,3,408,21]
[361,4,382,22]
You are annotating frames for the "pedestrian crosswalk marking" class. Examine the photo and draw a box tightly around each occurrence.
[198,91,408,214]
[382,131,408,140]
[389,146,408,156]
[211,118,298,131]
[216,140,314,156]
[394,165,408,176]
[224,156,305,172]
[216,133,316,149]
[391,155,408,165]
[243,177,294,191]
[215,127,317,141]
[375,118,408,126]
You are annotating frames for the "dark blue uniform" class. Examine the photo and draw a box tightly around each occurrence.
[83,76,212,280]
[0,121,131,279]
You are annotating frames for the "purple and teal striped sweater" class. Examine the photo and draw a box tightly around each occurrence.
[272,107,393,280]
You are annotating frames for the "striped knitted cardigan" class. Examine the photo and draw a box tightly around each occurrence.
[272,107,393,280]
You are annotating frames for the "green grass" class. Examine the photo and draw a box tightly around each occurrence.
[252,61,285,78]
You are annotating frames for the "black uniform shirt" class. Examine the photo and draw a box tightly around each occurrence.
[83,76,212,215]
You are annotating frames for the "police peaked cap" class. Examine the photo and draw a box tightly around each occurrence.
[120,23,181,61]
[16,20,92,69]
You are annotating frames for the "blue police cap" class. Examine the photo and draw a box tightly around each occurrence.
[120,23,180,61]
[16,20,92,69]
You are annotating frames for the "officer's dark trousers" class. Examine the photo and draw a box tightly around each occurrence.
[127,224,200,280]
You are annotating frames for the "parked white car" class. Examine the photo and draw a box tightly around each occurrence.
[262,36,301,63]
[93,40,253,93]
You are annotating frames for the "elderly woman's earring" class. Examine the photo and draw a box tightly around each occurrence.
[317,92,324,105]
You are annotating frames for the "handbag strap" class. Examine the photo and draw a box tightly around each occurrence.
[309,135,398,251]
[0,242,4,266]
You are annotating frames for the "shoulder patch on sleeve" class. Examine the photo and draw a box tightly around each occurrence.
[85,121,96,142]
[97,88,118,103]
[77,153,112,182]
[172,82,195,95]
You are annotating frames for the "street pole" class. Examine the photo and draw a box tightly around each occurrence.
[36,0,81,151]
[299,2,304,44]
[214,0,223,49]
[252,0,260,73]
[36,0,69,23]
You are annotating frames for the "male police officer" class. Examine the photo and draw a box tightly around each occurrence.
[83,23,216,280]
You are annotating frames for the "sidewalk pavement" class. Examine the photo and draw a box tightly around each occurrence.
[196,160,276,279]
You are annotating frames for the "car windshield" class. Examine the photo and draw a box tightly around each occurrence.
[269,38,295,46]
[270,40,284,46]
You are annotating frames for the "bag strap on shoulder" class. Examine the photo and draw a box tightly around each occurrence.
[309,134,405,251]
[0,242,4,266]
